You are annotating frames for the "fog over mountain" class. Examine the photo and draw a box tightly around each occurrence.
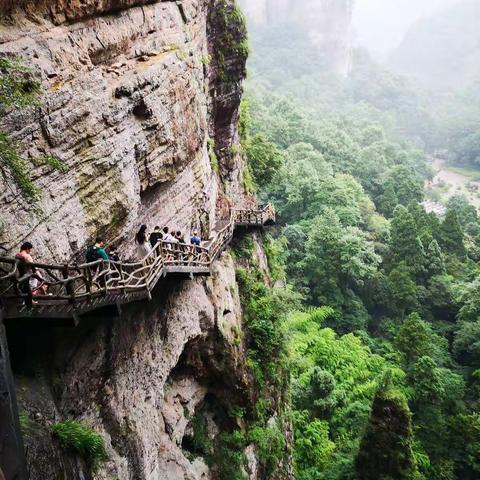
[388,0,480,90]
[353,0,458,59]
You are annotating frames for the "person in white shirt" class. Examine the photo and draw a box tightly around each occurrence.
[162,227,178,245]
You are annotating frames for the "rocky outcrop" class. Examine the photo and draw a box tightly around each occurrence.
[239,0,354,77]
[0,0,248,260]
[12,244,287,479]
[0,1,292,478]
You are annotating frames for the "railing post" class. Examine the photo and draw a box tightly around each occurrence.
[19,267,32,310]
[118,263,126,295]
[63,265,75,306]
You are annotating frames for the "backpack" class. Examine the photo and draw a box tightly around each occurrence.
[86,246,100,263]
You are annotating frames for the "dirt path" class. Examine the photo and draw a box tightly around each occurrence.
[427,158,480,208]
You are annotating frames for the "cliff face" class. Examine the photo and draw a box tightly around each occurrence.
[0,1,291,479]
[239,0,354,77]
[12,246,266,479]
[0,0,248,260]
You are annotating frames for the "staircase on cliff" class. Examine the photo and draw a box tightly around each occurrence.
[0,205,275,324]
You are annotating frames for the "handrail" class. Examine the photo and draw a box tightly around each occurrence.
[0,204,275,317]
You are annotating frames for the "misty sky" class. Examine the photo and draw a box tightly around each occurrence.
[353,0,458,58]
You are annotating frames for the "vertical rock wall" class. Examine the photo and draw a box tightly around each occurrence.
[0,0,249,260]
[0,1,292,479]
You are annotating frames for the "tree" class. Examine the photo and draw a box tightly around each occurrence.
[389,205,425,271]
[410,356,446,405]
[293,411,335,479]
[387,263,418,316]
[439,209,466,258]
[293,367,339,419]
[378,181,399,218]
[453,320,480,368]
[395,313,434,366]
[425,240,446,277]
[446,195,478,228]
[246,133,284,188]
[356,388,420,480]
[456,279,480,323]
[387,165,424,206]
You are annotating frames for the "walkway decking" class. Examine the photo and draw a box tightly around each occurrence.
[0,205,275,323]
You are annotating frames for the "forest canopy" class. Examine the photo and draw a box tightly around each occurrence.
[242,17,480,480]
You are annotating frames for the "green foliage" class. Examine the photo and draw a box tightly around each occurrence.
[207,138,219,173]
[0,132,40,199]
[293,410,335,479]
[450,414,480,477]
[183,410,212,458]
[34,153,68,173]
[0,56,66,199]
[246,134,284,188]
[200,53,212,65]
[52,420,106,469]
[248,420,286,477]
[355,387,420,480]
[241,166,256,194]
[395,313,437,366]
[0,57,40,110]
[18,412,31,436]
[453,320,480,368]
[211,431,247,480]
[242,16,480,480]
[388,205,425,271]
[439,209,466,258]
[211,1,249,82]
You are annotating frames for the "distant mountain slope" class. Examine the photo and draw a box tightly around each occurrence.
[388,0,480,90]
[239,0,354,77]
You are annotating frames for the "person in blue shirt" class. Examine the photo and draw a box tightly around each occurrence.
[190,230,201,246]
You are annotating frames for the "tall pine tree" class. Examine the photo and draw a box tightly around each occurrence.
[439,209,466,258]
[356,387,420,480]
[389,205,425,272]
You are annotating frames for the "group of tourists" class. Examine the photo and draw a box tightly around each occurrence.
[12,225,203,300]
[134,225,202,259]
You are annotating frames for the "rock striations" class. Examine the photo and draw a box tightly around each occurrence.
[0,0,248,260]
[0,1,290,479]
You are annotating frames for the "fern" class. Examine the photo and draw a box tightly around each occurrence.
[52,420,106,469]
[306,306,336,325]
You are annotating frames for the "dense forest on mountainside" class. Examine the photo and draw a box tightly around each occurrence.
[241,22,480,480]
[246,19,480,170]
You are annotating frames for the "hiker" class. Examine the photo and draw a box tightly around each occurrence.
[175,230,186,244]
[135,224,151,259]
[15,241,48,299]
[108,246,120,262]
[86,238,109,262]
[162,227,178,244]
[150,226,163,250]
[191,230,201,246]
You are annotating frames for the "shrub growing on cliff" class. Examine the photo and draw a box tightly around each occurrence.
[0,56,67,199]
[210,0,249,82]
[52,420,106,469]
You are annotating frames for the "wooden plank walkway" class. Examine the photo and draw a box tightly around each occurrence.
[0,205,275,322]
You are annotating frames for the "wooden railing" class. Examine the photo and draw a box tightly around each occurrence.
[0,204,275,320]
